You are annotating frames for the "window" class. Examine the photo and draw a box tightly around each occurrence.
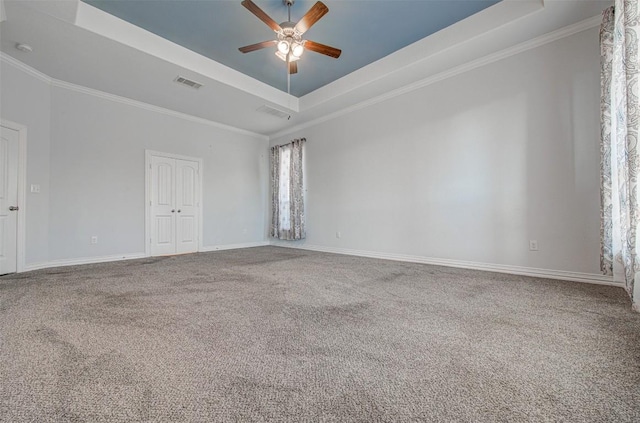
[270,139,305,240]
[278,147,292,231]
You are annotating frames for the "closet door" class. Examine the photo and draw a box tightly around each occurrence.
[175,159,199,254]
[150,156,177,256]
[149,154,200,256]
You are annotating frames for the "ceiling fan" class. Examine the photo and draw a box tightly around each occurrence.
[238,0,341,75]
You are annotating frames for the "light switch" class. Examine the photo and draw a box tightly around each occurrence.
[30,184,40,193]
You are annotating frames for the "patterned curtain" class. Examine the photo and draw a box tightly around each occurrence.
[270,138,306,240]
[600,1,640,311]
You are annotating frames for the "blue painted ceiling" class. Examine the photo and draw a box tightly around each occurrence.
[84,0,501,97]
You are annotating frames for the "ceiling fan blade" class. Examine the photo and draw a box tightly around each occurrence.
[239,40,277,53]
[288,61,298,75]
[304,40,341,58]
[294,1,329,34]
[241,0,282,32]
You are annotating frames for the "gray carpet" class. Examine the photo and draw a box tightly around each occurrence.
[1,246,639,422]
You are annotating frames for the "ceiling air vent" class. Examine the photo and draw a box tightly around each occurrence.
[257,105,290,120]
[174,76,203,90]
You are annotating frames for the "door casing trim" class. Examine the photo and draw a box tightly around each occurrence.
[144,150,204,257]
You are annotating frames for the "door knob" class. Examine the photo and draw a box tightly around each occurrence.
[8,206,18,211]
[177,209,181,213]
[171,209,175,213]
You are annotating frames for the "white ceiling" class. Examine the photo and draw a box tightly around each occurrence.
[0,1,611,137]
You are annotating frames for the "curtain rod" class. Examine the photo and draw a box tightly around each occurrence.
[271,138,306,149]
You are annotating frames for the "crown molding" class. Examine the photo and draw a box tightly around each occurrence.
[1,52,268,141]
[268,14,602,140]
[51,79,269,140]
[0,53,52,84]
[2,12,602,142]
[75,0,297,112]
[299,0,544,112]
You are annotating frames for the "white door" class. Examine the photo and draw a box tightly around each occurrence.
[0,125,19,274]
[175,159,199,254]
[150,155,176,256]
[150,155,199,256]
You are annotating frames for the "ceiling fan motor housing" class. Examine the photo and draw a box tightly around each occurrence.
[280,22,301,38]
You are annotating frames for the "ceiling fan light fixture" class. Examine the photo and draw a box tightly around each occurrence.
[277,39,290,54]
[276,50,299,62]
[291,42,304,58]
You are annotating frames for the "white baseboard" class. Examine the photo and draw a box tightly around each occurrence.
[21,242,271,272]
[199,241,270,253]
[24,241,270,272]
[20,241,617,288]
[24,252,147,272]
[270,242,619,287]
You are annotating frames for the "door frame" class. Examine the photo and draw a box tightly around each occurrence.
[144,150,203,257]
[0,119,27,273]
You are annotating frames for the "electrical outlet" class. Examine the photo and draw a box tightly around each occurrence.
[90,236,98,245]
[30,184,40,193]
[529,240,538,251]
[336,231,341,239]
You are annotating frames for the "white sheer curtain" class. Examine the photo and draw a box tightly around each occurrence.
[600,1,640,311]
[270,138,305,240]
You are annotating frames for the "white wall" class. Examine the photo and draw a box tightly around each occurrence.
[0,61,51,265]
[48,87,268,261]
[0,25,605,277]
[1,58,269,266]
[271,27,602,276]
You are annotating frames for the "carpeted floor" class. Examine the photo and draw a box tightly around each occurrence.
[1,246,639,422]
